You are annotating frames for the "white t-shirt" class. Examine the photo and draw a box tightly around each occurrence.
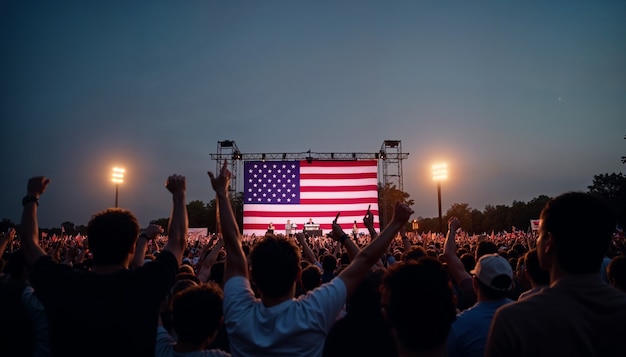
[155,326,230,357]
[224,276,347,357]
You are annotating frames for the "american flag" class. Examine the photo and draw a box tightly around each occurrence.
[243,160,380,236]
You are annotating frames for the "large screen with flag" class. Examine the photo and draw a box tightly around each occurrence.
[243,160,380,236]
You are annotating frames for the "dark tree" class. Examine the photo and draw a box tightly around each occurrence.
[378,183,414,227]
[587,173,626,228]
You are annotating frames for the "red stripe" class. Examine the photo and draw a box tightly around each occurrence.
[244,210,380,218]
[300,160,378,167]
[243,223,380,231]
[300,185,378,192]
[299,197,378,205]
[300,172,377,180]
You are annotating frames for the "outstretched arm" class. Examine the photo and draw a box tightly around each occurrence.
[442,217,471,285]
[337,201,413,298]
[21,177,50,266]
[208,160,248,281]
[295,233,318,266]
[162,175,188,265]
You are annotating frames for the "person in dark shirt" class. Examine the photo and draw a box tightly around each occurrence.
[20,174,188,356]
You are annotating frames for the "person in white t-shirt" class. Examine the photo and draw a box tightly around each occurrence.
[208,161,413,357]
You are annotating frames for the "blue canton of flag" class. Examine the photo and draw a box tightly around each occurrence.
[244,161,301,204]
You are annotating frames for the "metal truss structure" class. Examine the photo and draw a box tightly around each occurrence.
[210,140,409,195]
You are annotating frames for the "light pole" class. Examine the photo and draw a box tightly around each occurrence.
[432,163,448,233]
[112,167,125,208]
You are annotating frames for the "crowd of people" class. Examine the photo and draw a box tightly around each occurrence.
[1,163,625,356]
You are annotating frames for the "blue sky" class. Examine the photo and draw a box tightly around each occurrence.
[1,1,624,228]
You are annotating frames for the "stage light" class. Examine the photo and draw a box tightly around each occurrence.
[111,167,125,208]
[261,153,266,162]
[432,163,448,233]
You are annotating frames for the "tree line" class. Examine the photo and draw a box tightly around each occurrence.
[1,172,624,236]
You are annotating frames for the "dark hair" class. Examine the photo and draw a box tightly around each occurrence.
[87,208,140,266]
[300,264,322,292]
[208,261,225,287]
[524,249,550,286]
[381,257,456,353]
[540,192,615,274]
[321,254,337,273]
[476,241,498,260]
[249,235,301,299]
[403,246,427,262]
[460,253,476,273]
[171,283,224,345]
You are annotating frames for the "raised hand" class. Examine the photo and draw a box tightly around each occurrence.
[327,212,346,242]
[165,174,186,196]
[448,217,461,232]
[27,176,51,198]
[207,160,231,194]
[391,201,414,225]
[363,208,375,230]
[143,224,164,240]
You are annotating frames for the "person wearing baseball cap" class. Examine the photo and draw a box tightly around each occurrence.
[447,253,514,357]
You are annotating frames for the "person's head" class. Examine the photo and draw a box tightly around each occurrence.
[471,253,513,300]
[171,282,224,347]
[460,253,476,273]
[476,241,498,260]
[524,249,550,286]
[209,261,225,287]
[607,256,626,292]
[87,208,140,267]
[538,192,615,275]
[300,264,322,292]
[249,235,301,299]
[178,264,195,275]
[380,257,457,355]
[403,245,427,263]
[321,254,337,273]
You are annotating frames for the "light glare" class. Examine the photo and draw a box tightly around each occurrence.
[112,167,125,184]
[432,163,448,181]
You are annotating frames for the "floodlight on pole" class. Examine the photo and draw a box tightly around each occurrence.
[112,167,125,208]
[432,163,448,233]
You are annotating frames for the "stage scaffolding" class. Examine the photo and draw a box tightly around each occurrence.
[210,140,409,224]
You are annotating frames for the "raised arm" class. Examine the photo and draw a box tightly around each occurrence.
[197,237,224,283]
[295,232,318,266]
[208,160,248,281]
[20,176,50,266]
[363,207,378,240]
[337,201,413,298]
[0,228,16,258]
[162,175,188,264]
[442,216,471,285]
[132,224,164,268]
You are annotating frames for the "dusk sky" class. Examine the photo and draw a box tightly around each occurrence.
[1,1,625,229]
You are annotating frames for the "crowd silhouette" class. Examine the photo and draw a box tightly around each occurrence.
[1,166,625,357]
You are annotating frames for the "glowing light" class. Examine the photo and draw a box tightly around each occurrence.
[112,167,125,184]
[432,163,448,181]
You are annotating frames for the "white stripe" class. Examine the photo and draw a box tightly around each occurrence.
[300,191,378,199]
[244,203,378,213]
[300,178,377,186]
[300,165,377,174]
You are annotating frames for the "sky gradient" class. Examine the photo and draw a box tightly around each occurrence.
[1,1,625,229]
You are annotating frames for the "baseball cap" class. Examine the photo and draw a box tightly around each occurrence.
[470,253,513,291]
